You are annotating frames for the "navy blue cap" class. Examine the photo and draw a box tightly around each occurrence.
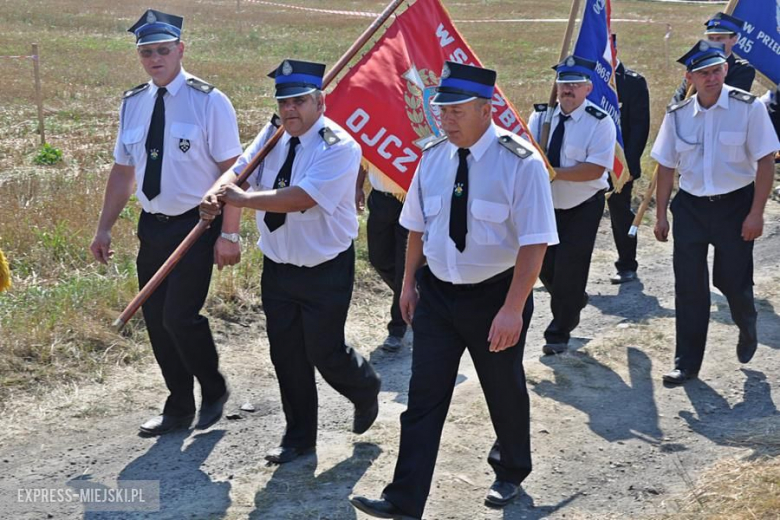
[704,12,744,35]
[678,40,727,72]
[128,9,182,46]
[267,59,325,99]
[432,62,496,105]
[553,55,597,83]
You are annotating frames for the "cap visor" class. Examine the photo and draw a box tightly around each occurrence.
[704,28,736,35]
[137,34,179,46]
[431,92,478,105]
[556,74,591,83]
[690,56,727,72]
[275,86,317,100]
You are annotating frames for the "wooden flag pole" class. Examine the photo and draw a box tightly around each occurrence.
[539,0,582,153]
[31,43,45,145]
[113,0,408,330]
[630,0,739,237]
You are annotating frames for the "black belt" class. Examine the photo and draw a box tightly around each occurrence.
[143,207,200,223]
[373,189,401,198]
[432,267,513,290]
[683,183,752,202]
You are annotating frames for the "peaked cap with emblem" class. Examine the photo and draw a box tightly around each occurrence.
[678,40,726,72]
[268,59,326,99]
[553,55,597,83]
[432,61,496,105]
[128,9,183,46]
[704,12,745,35]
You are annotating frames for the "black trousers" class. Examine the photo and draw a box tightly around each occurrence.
[608,179,638,272]
[367,190,409,338]
[671,185,756,372]
[539,192,605,344]
[136,210,226,417]
[382,266,533,519]
[261,244,380,449]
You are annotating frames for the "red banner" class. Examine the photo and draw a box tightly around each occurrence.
[326,0,538,193]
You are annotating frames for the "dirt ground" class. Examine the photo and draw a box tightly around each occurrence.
[1,198,779,520]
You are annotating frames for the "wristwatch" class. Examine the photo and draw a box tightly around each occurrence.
[220,232,240,243]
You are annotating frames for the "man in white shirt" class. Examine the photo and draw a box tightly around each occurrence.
[652,40,779,384]
[349,62,558,520]
[200,59,381,463]
[355,162,409,352]
[527,55,616,355]
[90,9,241,436]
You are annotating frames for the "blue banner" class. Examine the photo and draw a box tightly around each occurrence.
[732,0,780,86]
[573,0,625,179]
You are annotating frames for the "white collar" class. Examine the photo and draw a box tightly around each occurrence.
[151,67,186,97]
[445,122,497,162]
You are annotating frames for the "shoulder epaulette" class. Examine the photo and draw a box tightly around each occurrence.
[270,114,281,128]
[626,69,641,78]
[498,134,532,159]
[186,77,215,94]
[729,89,756,104]
[123,83,149,99]
[319,127,340,147]
[666,97,693,113]
[422,135,448,152]
[534,103,548,112]
[585,105,608,120]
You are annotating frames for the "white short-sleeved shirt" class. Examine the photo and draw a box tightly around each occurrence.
[400,123,559,285]
[232,115,361,267]
[651,86,780,196]
[114,68,242,216]
[367,167,405,195]
[527,100,615,209]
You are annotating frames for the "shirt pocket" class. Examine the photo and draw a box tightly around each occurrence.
[564,144,587,163]
[121,126,145,159]
[423,196,442,220]
[674,138,699,170]
[170,122,201,161]
[288,206,321,222]
[470,199,509,245]
[718,131,747,162]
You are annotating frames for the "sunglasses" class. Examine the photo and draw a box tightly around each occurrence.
[138,44,178,59]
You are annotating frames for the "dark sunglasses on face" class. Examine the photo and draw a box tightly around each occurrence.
[138,44,178,59]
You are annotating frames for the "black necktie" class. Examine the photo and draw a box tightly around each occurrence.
[143,87,167,200]
[449,148,470,253]
[547,113,571,168]
[264,136,300,232]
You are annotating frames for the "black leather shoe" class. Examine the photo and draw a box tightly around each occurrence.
[353,398,379,434]
[349,496,419,519]
[195,388,230,430]
[542,343,568,355]
[662,368,698,385]
[264,445,315,464]
[737,329,758,364]
[139,414,194,436]
[485,480,520,507]
[610,270,637,284]
[381,335,404,352]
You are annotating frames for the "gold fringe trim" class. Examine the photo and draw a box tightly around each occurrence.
[361,158,407,203]
[0,250,11,292]
[610,145,630,193]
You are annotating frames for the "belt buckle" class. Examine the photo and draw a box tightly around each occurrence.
[154,214,171,222]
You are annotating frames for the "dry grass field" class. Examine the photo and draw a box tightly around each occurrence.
[1,1,779,518]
